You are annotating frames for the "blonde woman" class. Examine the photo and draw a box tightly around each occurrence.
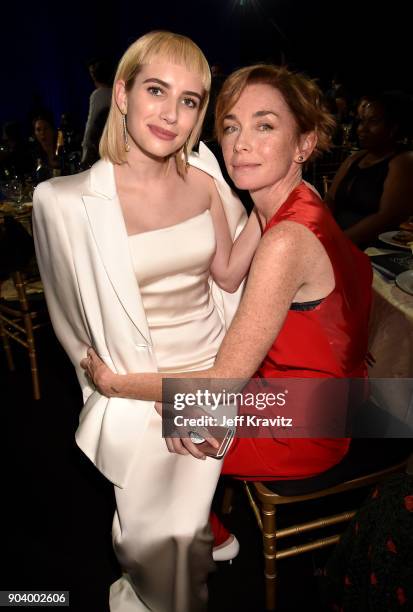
[33,32,261,612]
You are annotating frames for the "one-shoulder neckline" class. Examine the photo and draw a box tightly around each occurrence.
[127,209,211,238]
[264,181,312,232]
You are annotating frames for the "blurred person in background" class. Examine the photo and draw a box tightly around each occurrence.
[81,58,113,167]
[31,113,60,179]
[0,121,32,179]
[326,90,413,247]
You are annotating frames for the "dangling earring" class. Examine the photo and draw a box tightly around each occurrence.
[181,140,189,167]
[122,113,130,152]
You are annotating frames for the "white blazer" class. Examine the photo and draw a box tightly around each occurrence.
[33,143,247,488]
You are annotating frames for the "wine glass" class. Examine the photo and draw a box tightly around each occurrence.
[0,177,25,211]
[342,124,352,147]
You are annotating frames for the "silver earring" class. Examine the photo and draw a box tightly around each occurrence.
[122,114,130,152]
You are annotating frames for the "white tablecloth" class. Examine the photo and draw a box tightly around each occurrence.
[366,247,413,432]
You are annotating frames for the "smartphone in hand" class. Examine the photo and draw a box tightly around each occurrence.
[190,427,235,458]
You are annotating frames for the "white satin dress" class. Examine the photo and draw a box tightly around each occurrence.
[109,210,226,612]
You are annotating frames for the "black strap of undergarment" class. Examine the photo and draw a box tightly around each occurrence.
[290,298,324,311]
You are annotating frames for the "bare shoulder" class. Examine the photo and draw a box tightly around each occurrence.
[390,150,413,171]
[240,221,314,310]
[186,165,216,194]
[255,220,316,267]
[183,166,218,210]
[245,219,331,307]
[263,219,317,246]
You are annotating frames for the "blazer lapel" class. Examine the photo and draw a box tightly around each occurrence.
[82,160,151,345]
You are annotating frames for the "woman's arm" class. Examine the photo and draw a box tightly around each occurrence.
[208,179,263,293]
[83,221,314,400]
[344,152,413,246]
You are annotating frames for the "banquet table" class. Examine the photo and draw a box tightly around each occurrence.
[0,201,33,234]
[366,247,413,434]
[368,248,413,377]
[0,200,40,299]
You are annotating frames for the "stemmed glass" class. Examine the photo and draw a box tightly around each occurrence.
[0,177,25,211]
[342,124,352,148]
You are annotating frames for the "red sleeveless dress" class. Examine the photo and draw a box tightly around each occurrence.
[221,182,373,479]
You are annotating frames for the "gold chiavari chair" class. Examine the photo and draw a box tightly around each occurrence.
[222,440,410,611]
[0,270,49,400]
[0,214,49,399]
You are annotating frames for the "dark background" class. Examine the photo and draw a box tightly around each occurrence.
[1,3,412,608]
[0,0,411,131]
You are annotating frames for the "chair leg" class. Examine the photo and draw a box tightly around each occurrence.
[24,313,41,401]
[221,482,235,515]
[0,318,15,371]
[262,502,277,611]
[29,345,41,400]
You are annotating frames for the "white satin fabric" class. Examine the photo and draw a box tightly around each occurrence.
[111,212,229,611]
[129,210,225,372]
[111,411,223,612]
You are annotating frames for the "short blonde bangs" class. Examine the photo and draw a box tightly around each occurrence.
[100,31,211,173]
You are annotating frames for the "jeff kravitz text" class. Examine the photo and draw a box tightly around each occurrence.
[173,414,293,428]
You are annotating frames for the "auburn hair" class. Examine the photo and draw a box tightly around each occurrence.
[215,64,336,160]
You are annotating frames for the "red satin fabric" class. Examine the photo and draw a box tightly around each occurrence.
[221,183,373,480]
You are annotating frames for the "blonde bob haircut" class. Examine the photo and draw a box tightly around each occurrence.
[215,64,336,161]
[99,31,211,175]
